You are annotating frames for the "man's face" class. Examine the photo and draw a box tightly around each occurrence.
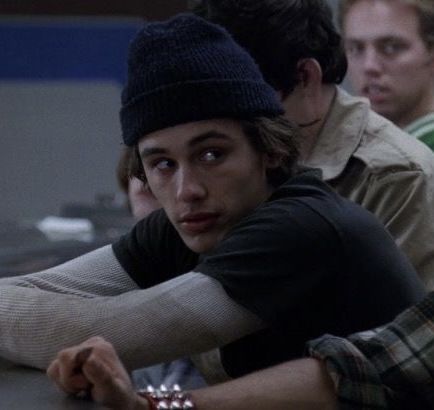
[138,119,271,253]
[343,0,434,127]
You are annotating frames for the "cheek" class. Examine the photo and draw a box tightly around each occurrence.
[347,61,365,85]
[389,48,431,74]
[390,63,433,96]
[145,175,170,203]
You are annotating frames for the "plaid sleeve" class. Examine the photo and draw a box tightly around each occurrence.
[307,292,434,409]
[307,333,389,409]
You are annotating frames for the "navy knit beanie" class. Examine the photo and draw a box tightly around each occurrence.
[120,13,283,146]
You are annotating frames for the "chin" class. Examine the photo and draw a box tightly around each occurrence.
[183,234,219,254]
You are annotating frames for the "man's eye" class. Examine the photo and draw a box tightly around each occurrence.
[346,42,364,57]
[153,159,174,170]
[200,150,223,162]
[380,41,405,56]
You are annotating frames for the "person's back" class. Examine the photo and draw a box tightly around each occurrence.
[339,0,434,149]
[193,0,434,288]
[311,88,434,289]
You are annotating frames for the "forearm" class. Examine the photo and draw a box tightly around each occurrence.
[0,245,138,367]
[308,333,390,409]
[0,272,264,371]
[0,245,138,297]
[190,358,336,410]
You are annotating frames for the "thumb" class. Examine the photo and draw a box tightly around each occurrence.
[83,358,136,410]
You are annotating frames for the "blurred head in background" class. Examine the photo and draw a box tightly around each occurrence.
[116,147,160,220]
[339,0,434,128]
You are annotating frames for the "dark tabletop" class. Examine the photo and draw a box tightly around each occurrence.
[0,361,106,409]
[0,205,132,408]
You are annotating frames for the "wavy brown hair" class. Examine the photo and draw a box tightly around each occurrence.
[129,116,300,188]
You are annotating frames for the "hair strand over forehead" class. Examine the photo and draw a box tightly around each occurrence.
[130,116,300,188]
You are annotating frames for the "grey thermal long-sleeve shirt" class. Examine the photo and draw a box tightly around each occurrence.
[0,245,263,372]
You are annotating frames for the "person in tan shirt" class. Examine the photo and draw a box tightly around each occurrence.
[194,0,434,288]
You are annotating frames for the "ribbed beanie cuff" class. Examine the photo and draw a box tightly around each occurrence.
[120,13,283,146]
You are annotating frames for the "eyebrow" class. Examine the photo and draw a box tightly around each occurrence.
[139,130,232,159]
[376,35,407,43]
[188,130,232,147]
[346,35,405,43]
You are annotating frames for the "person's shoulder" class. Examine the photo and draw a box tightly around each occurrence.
[355,110,434,176]
[261,169,341,221]
[269,168,331,201]
[406,113,434,151]
[219,170,342,249]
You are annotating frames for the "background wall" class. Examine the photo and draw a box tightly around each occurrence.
[0,2,189,222]
[0,18,143,220]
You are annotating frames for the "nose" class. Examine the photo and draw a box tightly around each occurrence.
[175,167,207,203]
[362,46,383,74]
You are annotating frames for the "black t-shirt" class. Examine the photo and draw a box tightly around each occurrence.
[113,171,426,377]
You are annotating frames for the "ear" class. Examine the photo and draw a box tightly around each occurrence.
[264,153,282,169]
[296,58,323,91]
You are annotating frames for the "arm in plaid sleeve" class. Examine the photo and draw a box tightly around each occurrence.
[308,292,434,409]
[308,334,389,409]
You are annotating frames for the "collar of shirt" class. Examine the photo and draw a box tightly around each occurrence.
[302,86,369,181]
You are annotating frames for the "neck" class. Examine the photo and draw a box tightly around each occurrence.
[396,97,434,129]
[289,84,336,162]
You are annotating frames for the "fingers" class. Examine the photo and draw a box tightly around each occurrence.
[83,358,125,404]
[47,353,90,394]
[47,336,106,395]
[81,340,138,409]
[47,336,138,409]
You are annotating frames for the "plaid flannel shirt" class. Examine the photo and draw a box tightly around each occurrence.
[307,292,434,409]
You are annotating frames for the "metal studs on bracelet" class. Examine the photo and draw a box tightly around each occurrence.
[137,384,196,410]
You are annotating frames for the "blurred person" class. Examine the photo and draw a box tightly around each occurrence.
[49,290,434,409]
[117,147,160,220]
[193,0,434,287]
[0,14,424,398]
[339,0,434,149]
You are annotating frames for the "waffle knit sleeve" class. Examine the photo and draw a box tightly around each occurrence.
[0,245,264,371]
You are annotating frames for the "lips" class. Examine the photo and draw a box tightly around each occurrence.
[178,212,220,234]
[362,84,389,103]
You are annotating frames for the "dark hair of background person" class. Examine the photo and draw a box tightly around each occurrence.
[192,0,348,96]
[131,116,300,188]
[116,147,134,195]
[338,0,434,50]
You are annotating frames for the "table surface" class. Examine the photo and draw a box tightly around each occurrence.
[0,214,130,408]
[0,362,106,409]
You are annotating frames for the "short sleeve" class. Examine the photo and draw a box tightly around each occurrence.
[112,209,198,288]
[195,198,338,327]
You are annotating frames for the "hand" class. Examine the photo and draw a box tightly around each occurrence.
[47,336,149,410]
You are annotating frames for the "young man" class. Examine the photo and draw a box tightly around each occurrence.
[193,0,434,288]
[0,13,424,393]
[339,0,434,149]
